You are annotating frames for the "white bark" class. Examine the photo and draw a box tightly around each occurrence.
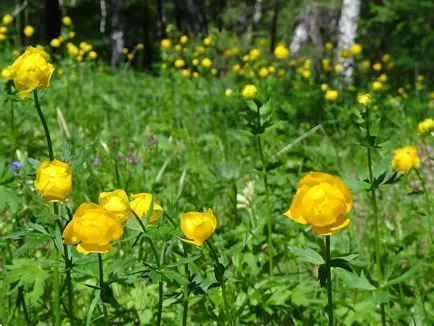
[100,0,107,34]
[110,0,124,68]
[252,0,263,25]
[336,0,361,84]
[290,19,308,55]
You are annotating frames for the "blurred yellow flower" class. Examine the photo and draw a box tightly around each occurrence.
[340,49,350,58]
[417,118,434,136]
[382,54,391,63]
[350,43,362,55]
[136,43,144,50]
[322,58,331,71]
[0,34,6,41]
[24,25,35,38]
[79,42,92,53]
[62,16,72,26]
[88,51,98,60]
[259,67,269,77]
[325,89,339,101]
[175,44,182,52]
[372,62,382,71]
[127,53,134,61]
[201,57,212,68]
[8,46,54,99]
[174,59,185,68]
[225,88,233,97]
[335,64,343,73]
[63,203,124,254]
[274,45,289,59]
[67,42,78,55]
[372,81,383,91]
[3,14,13,25]
[180,35,188,44]
[68,31,76,39]
[130,193,164,224]
[192,58,199,66]
[377,73,388,83]
[320,83,328,92]
[283,172,352,235]
[161,38,171,49]
[302,69,311,79]
[34,160,72,203]
[360,60,370,71]
[232,64,241,73]
[249,48,261,60]
[0,26,7,34]
[391,146,420,173]
[50,38,61,48]
[242,84,257,100]
[324,42,333,51]
[180,209,217,246]
[99,189,131,223]
[357,92,372,105]
[203,36,212,46]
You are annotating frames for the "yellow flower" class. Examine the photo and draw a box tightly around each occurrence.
[181,69,191,77]
[259,67,269,77]
[249,48,261,60]
[302,69,311,79]
[0,26,7,33]
[79,42,92,53]
[320,83,328,92]
[340,49,350,58]
[68,31,76,39]
[335,64,343,73]
[88,51,98,60]
[3,14,13,25]
[360,60,370,71]
[9,46,55,99]
[62,16,72,26]
[130,193,164,224]
[175,44,182,52]
[67,42,78,55]
[225,88,233,97]
[136,43,144,50]
[161,38,171,49]
[24,25,35,38]
[274,45,289,59]
[0,34,6,41]
[196,45,205,54]
[377,73,388,83]
[180,35,188,44]
[357,92,372,105]
[1,67,13,80]
[382,54,391,63]
[372,62,382,71]
[322,58,331,71]
[203,36,212,46]
[232,64,241,73]
[50,38,61,48]
[417,118,434,136]
[122,47,128,54]
[242,84,257,100]
[180,209,217,246]
[391,146,421,173]
[192,58,199,66]
[324,89,339,102]
[99,189,131,223]
[201,57,212,68]
[174,59,185,68]
[350,43,362,55]
[372,81,383,91]
[283,172,352,235]
[34,160,72,203]
[63,203,124,254]
[324,42,333,51]
[268,66,276,73]
[211,68,217,75]
[127,53,134,61]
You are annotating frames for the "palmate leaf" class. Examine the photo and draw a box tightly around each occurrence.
[337,269,376,291]
[288,246,325,265]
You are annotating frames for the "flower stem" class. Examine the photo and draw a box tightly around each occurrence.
[414,168,433,243]
[33,90,54,161]
[53,266,61,326]
[63,242,74,325]
[365,107,386,326]
[325,236,333,326]
[206,241,233,326]
[182,244,189,326]
[131,210,163,326]
[98,254,109,326]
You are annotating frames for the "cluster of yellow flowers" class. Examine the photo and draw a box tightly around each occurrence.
[417,118,434,136]
[0,14,13,41]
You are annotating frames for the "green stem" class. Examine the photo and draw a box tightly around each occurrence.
[232,181,238,225]
[131,210,163,326]
[53,266,61,326]
[325,236,333,326]
[414,168,433,243]
[207,241,233,326]
[365,107,386,326]
[63,244,74,325]
[256,134,273,276]
[33,90,54,161]
[98,254,109,326]
[182,244,189,326]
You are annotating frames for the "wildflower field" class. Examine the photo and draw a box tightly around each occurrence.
[0,1,433,325]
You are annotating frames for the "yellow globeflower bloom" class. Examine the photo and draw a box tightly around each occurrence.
[360,60,370,71]
[127,53,134,61]
[180,209,217,246]
[372,81,383,91]
[130,193,164,224]
[201,57,212,68]
[357,92,372,105]
[259,67,269,77]
[203,36,212,46]
[68,31,76,39]
[249,48,261,60]
[391,146,421,173]
[382,54,391,63]
[283,172,352,235]
[324,42,333,51]
[322,58,331,71]
[320,83,328,92]
[335,64,343,73]
[79,42,92,53]
[0,26,7,34]
[161,38,171,49]
[8,46,54,99]
[174,59,185,68]
[225,88,233,97]
[34,160,72,203]
[24,25,35,37]
[3,14,13,25]
[372,62,382,71]
[99,189,131,223]
[377,73,388,83]
[192,58,199,66]
[63,203,124,254]
[50,38,61,48]
[324,89,339,102]
[136,43,144,50]
[12,50,20,57]
[0,34,6,41]
[180,35,188,44]
[302,69,311,79]
[67,42,78,55]
[88,51,98,60]
[62,16,72,26]
[232,64,241,73]
[181,69,191,77]
[350,43,362,55]
[274,45,289,59]
[340,49,350,58]
[242,84,257,100]
[417,118,434,136]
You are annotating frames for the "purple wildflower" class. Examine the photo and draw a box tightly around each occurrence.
[11,161,24,170]
[92,157,101,165]
[128,153,138,165]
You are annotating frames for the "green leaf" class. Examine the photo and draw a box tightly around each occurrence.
[331,259,353,272]
[288,246,325,265]
[386,264,421,286]
[214,262,225,285]
[165,255,200,269]
[338,270,376,291]
[318,264,327,287]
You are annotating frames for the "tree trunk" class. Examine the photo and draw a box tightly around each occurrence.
[336,0,361,84]
[110,0,124,69]
[289,16,308,55]
[100,0,107,34]
[142,0,153,71]
[174,0,207,36]
[157,0,166,38]
[45,0,61,43]
[269,0,280,52]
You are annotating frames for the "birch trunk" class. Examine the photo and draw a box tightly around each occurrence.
[110,0,124,69]
[289,18,308,55]
[336,0,361,84]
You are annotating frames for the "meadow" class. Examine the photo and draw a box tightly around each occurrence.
[0,12,433,326]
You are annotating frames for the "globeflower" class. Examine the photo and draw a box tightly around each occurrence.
[391,146,420,173]
[357,92,372,105]
[274,45,289,59]
[180,209,217,246]
[8,46,55,99]
[180,35,188,44]
[24,25,35,37]
[283,172,352,235]
[50,38,61,48]
[371,81,383,91]
[372,62,382,71]
[203,36,212,46]
[249,48,261,60]
[3,14,13,25]
[62,16,72,26]
[0,33,6,41]
[174,59,185,68]
[324,42,333,51]
[324,89,339,102]
[34,160,72,203]
[63,203,124,254]
[130,193,164,224]
[88,51,98,60]
[225,88,233,97]
[259,67,269,77]
[334,64,343,73]
[160,38,171,49]
[417,118,434,136]
[201,57,212,68]
[350,43,362,55]
[99,189,131,223]
[242,84,257,100]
